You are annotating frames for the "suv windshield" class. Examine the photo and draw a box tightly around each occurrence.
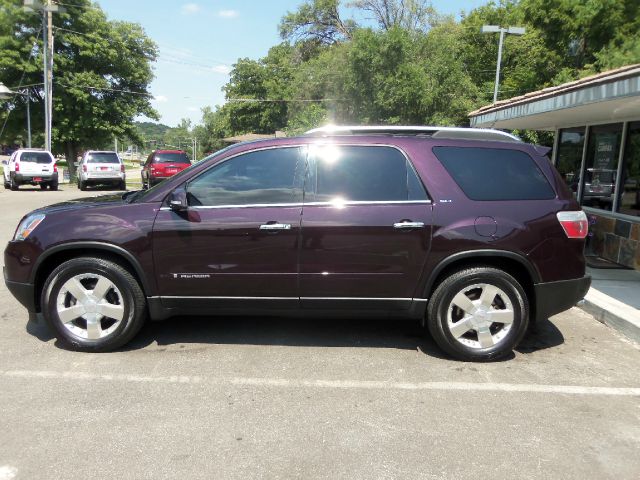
[86,152,120,164]
[20,152,51,164]
[154,152,189,164]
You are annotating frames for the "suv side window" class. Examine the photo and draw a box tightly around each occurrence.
[433,146,555,201]
[309,145,427,202]
[186,147,303,207]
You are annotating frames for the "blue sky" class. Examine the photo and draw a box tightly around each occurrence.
[97,0,489,127]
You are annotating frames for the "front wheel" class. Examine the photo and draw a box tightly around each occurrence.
[41,257,147,352]
[427,267,529,362]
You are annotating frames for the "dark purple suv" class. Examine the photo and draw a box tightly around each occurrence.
[4,126,591,361]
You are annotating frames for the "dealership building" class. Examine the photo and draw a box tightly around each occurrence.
[469,64,640,271]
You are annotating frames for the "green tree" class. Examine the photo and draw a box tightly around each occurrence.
[0,0,157,178]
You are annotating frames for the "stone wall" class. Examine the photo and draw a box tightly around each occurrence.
[588,213,640,270]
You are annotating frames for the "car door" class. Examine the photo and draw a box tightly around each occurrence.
[152,146,305,310]
[299,144,433,312]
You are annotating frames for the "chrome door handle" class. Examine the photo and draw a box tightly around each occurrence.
[393,221,425,229]
[259,223,291,231]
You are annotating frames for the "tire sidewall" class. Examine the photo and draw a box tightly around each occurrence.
[42,260,136,350]
[432,270,528,361]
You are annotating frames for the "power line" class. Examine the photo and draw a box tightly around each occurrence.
[56,82,154,96]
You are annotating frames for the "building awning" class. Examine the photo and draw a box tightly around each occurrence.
[469,64,640,131]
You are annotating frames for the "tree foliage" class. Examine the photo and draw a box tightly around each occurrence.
[0,0,157,177]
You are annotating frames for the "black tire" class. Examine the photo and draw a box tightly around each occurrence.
[50,180,58,191]
[141,176,147,189]
[427,267,529,362]
[118,180,126,190]
[40,183,48,190]
[3,178,9,189]
[41,257,147,352]
[10,175,18,191]
[78,180,86,191]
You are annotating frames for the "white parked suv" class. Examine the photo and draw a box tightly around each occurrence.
[3,149,58,190]
[78,150,126,191]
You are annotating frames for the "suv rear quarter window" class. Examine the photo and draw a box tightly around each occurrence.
[433,146,555,201]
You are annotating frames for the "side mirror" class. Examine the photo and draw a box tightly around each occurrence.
[1,160,7,166]
[168,189,188,212]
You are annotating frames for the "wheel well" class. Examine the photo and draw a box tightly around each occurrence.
[425,256,536,321]
[33,248,146,312]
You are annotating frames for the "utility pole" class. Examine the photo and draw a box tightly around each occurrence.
[24,0,63,151]
[481,25,526,104]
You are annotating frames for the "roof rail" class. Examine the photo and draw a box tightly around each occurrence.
[304,125,522,143]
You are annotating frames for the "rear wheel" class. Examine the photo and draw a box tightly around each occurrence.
[50,179,58,191]
[40,183,48,190]
[10,175,18,191]
[427,267,529,362]
[41,257,147,352]
[78,179,86,191]
[118,180,126,190]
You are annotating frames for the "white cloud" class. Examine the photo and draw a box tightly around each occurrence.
[218,9,239,18]
[154,95,168,103]
[181,3,200,15]
[212,64,231,75]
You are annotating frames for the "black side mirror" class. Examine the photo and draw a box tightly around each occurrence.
[168,189,188,212]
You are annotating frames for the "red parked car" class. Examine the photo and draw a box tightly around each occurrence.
[141,150,190,188]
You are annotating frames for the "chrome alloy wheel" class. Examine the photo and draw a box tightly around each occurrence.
[56,273,125,340]
[446,283,515,349]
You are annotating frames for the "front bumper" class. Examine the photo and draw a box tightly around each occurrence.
[4,267,36,313]
[534,275,591,321]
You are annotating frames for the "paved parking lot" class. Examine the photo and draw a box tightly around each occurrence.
[0,186,639,479]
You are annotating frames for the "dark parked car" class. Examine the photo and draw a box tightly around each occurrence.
[141,149,190,188]
[4,126,591,361]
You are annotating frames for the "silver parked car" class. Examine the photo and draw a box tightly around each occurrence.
[78,151,126,191]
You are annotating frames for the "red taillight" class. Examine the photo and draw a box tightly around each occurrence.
[53,164,58,173]
[82,164,87,172]
[120,164,125,173]
[557,211,588,239]
[15,162,19,172]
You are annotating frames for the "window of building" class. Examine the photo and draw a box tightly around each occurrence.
[617,122,640,217]
[186,147,303,206]
[310,145,427,202]
[580,123,623,211]
[555,127,586,197]
[432,146,555,201]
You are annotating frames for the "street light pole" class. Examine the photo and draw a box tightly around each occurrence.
[481,25,526,104]
[0,82,32,148]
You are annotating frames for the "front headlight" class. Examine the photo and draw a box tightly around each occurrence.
[13,213,46,241]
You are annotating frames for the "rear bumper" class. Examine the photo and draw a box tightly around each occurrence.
[14,174,56,183]
[534,275,591,321]
[4,268,36,313]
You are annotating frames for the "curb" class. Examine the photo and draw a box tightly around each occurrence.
[579,288,640,344]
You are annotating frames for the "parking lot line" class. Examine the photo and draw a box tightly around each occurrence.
[4,369,640,396]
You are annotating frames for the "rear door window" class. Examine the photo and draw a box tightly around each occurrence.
[432,146,555,201]
[86,152,120,164]
[309,145,428,202]
[154,152,190,164]
[19,151,52,164]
